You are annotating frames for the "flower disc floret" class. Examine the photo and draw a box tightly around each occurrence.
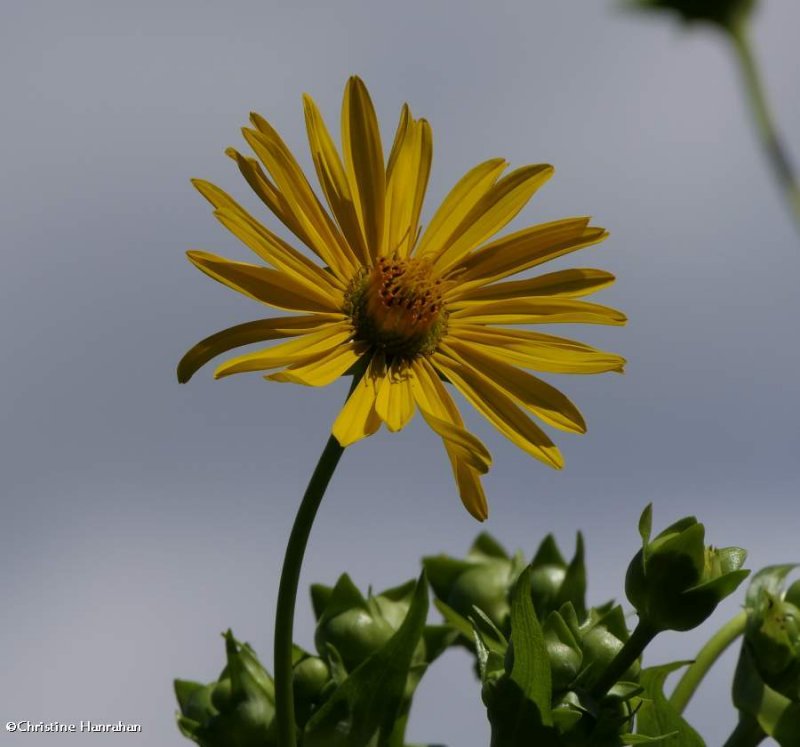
[345,256,449,362]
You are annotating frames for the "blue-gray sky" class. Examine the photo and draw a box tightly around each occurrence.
[2,1,799,744]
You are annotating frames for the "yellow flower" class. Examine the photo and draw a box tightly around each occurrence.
[179,76,626,521]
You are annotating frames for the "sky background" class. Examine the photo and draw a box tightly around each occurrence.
[2,1,799,744]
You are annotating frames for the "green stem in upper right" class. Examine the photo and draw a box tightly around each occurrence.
[727,18,800,235]
[669,610,747,714]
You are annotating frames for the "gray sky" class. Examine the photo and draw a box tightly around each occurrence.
[2,1,799,744]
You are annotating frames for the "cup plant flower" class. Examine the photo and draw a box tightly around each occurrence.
[178,76,625,746]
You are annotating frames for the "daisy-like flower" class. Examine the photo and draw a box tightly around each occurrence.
[179,76,625,521]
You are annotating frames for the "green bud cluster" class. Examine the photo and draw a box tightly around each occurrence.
[174,631,277,747]
[625,504,749,632]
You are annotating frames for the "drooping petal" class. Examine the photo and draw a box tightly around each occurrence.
[410,358,491,520]
[450,219,609,289]
[450,297,627,326]
[449,268,616,304]
[447,323,626,374]
[375,370,416,431]
[267,342,363,387]
[416,408,491,474]
[303,94,370,266]
[332,356,382,446]
[244,118,358,278]
[415,158,507,258]
[178,314,346,383]
[186,251,341,313]
[441,340,586,434]
[341,76,385,262]
[214,323,353,378]
[432,352,564,469]
[192,178,344,296]
[432,164,554,271]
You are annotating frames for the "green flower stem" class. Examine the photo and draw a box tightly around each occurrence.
[273,370,366,746]
[722,714,767,747]
[274,432,345,746]
[670,610,747,714]
[589,620,657,700]
[728,19,800,234]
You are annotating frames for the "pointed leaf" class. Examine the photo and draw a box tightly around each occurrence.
[636,662,705,746]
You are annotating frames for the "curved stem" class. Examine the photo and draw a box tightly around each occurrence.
[722,714,766,747]
[273,370,365,746]
[274,432,345,746]
[670,610,746,714]
[728,19,800,234]
[590,620,657,700]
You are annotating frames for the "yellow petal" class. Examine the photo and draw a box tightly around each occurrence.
[375,370,416,432]
[451,219,608,288]
[331,357,382,446]
[384,110,432,258]
[186,251,340,313]
[453,460,489,522]
[178,314,345,383]
[193,178,344,295]
[410,358,491,521]
[447,324,626,374]
[214,323,352,378]
[267,343,362,387]
[244,120,358,278]
[449,268,616,304]
[341,77,385,262]
[303,94,370,266]
[224,148,318,252]
[441,340,586,434]
[415,158,507,258]
[410,361,492,475]
[433,164,554,271]
[450,297,627,326]
[213,207,343,299]
[432,352,564,469]
[416,408,491,474]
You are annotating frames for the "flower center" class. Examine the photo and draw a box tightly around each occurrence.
[345,256,449,361]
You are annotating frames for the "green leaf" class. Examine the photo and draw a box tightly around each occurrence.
[533,534,566,567]
[636,662,705,746]
[304,572,430,747]
[556,532,587,619]
[638,504,653,547]
[433,598,475,641]
[509,566,553,724]
[733,643,800,745]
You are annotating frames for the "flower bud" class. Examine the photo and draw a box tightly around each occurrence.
[292,651,331,729]
[745,565,800,702]
[174,630,277,747]
[625,505,749,632]
[627,0,757,29]
[530,533,587,620]
[313,575,428,675]
[424,533,524,632]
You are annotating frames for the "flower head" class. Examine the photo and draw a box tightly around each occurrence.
[627,0,757,29]
[179,76,626,520]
